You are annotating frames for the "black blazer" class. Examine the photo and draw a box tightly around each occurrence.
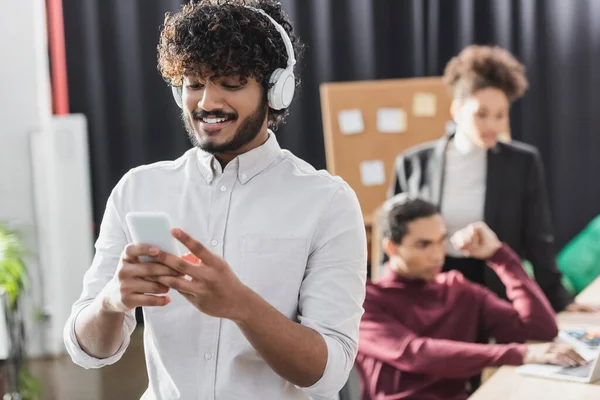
[389,133,573,311]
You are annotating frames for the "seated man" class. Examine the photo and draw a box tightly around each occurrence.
[356,196,586,400]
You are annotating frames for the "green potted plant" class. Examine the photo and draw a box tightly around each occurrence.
[0,223,42,400]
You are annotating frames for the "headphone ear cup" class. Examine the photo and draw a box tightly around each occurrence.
[268,68,295,110]
[171,86,183,108]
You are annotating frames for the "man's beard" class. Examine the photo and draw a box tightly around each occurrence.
[183,100,268,154]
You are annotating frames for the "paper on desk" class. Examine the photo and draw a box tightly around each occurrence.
[377,108,407,133]
[338,109,364,135]
[413,92,437,117]
[360,160,386,186]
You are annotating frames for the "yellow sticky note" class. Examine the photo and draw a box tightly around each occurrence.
[413,93,437,117]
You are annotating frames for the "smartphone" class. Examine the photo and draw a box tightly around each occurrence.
[125,212,180,263]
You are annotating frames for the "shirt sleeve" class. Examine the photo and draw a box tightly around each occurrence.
[359,285,526,379]
[478,244,559,344]
[297,182,368,400]
[63,173,137,369]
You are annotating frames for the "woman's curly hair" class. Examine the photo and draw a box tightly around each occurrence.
[157,0,305,129]
[443,45,529,102]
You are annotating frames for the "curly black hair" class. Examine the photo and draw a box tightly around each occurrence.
[157,0,305,130]
[443,45,529,102]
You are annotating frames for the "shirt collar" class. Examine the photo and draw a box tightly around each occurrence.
[196,130,282,184]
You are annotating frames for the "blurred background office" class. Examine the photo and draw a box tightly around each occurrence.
[1,0,600,399]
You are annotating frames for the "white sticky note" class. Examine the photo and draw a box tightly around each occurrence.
[360,160,386,186]
[377,108,407,133]
[337,109,364,135]
[413,93,437,117]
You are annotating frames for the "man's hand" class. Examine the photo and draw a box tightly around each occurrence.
[101,244,180,313]
[151,229,252,321]
[564,303,600,313]
[524,343,588,367]
[153,229,329,388]
[450,222,502,259]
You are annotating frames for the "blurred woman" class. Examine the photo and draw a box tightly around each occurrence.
[389,45,590,313]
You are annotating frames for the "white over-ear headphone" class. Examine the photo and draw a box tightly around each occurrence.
[171,6,296,111]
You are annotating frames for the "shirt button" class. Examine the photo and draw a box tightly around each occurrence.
[205,353,213,360]
[210,240,218,246]
[220,185,227,192]
[241,173,247,179]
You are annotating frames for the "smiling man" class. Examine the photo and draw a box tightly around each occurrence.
[63,1,367,399]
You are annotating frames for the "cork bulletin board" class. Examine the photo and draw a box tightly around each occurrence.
[320,76,453,224]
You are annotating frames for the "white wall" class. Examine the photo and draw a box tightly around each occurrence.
[0,0,53,357]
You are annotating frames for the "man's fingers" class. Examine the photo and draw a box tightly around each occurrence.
[472,222,489,238]
[129,262,183,278]
[468,224,478,236]
[172,228,217,264]
[451,233,476,255]
[179,291,196,304]
[451,235,462,248]
[128,294,171,308]
[551,345,586,367]
[451,233,468,250]
[122,279,170,295]
[155,275,198,295]
[565,349,587,366]
[464,243,478,253]
[563,354,578,367]
[123,243,159,262]
[554,353,574,367]
[473,221,487,230]
[151,250,201,279]
[454,228,478,248]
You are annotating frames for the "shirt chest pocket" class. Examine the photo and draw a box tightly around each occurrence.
[239,236,308,318]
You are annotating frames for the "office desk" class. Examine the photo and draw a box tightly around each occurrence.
[469,277,600,400]
[468,365,600,400]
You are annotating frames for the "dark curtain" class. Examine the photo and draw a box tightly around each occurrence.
[63,0,600,249]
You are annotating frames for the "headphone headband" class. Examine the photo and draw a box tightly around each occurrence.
[171,4,296,110]
[248,7,296,68]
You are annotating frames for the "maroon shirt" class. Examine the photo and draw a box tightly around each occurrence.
[356,245,558,400]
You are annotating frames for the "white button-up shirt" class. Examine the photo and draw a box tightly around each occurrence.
[64,132,367,400]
